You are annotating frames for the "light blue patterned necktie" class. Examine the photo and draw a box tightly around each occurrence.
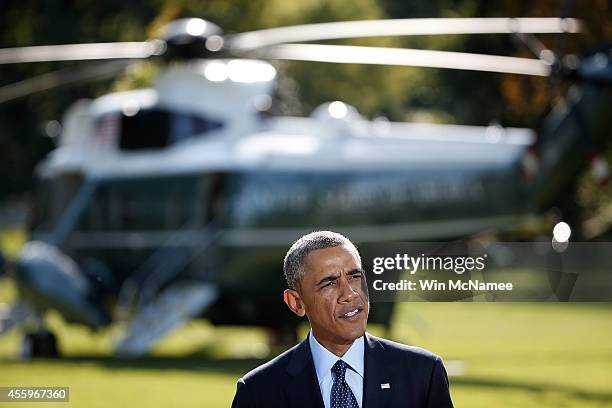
[331,360,359,408]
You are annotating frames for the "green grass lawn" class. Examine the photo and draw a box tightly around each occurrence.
[1,277,611,407]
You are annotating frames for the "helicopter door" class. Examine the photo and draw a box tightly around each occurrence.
[65,175,201,286]
[30,173,83,237]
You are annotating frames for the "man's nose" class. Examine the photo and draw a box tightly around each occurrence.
[338,276,359,302]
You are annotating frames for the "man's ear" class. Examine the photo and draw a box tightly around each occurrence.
[283,289,306,317]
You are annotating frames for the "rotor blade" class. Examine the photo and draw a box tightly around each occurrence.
[230,17,582,51]
[258,44,551,76]
[0,60,130,104]
[0,40,165,65]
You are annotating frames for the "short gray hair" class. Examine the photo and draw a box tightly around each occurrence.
[283,230,360,290]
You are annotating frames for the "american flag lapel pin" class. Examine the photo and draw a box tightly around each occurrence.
[380,383,391,390]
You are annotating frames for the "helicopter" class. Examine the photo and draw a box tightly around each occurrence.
[0,16,610,358]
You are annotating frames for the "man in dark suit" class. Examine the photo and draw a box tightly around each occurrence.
[232,231,454,408]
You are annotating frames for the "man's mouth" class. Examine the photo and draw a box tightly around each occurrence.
[339,307,363,320]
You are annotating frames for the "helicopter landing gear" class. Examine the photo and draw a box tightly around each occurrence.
[21,330,59,359]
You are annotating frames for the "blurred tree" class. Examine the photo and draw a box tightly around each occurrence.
[0,0,163,197]
[379,0,610,126]
[378,0,612,237]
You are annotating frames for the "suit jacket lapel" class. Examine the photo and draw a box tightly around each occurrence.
[285,337,325,408]
[362,333,392,408]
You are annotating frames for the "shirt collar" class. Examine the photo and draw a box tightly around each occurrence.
[309,330,365,383]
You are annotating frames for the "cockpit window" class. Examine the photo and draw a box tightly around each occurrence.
[105,108,223,150]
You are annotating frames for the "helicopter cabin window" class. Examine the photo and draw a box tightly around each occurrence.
[115,108,223,150]
[76,176,198,231]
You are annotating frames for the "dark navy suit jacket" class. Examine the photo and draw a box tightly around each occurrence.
[231,333,454,408]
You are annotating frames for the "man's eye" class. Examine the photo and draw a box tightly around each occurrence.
[324,281,336,287]
[349,274,362,280]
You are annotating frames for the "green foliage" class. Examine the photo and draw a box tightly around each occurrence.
[0,0,163,197]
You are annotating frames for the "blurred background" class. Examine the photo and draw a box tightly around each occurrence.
[1,0,611,407]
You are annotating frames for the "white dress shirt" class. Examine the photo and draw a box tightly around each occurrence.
[309,331,364,408]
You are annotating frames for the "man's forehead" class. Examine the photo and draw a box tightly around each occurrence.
[303,245,361,273]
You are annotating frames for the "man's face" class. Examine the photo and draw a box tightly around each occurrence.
[297,245,369,349]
